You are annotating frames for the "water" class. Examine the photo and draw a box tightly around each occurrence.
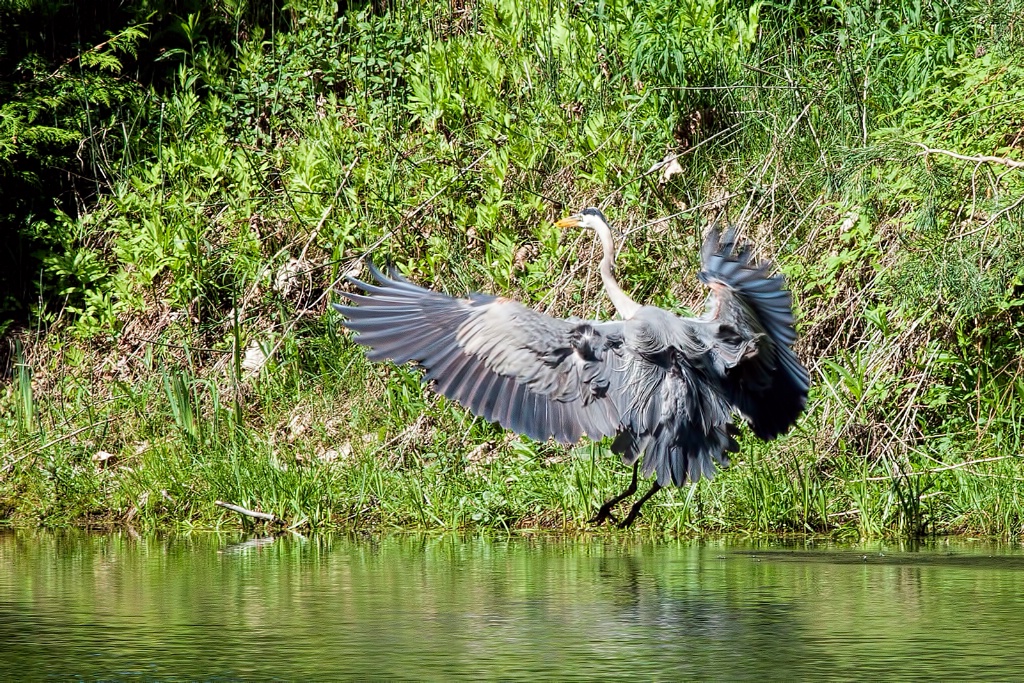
[2,532,1023,679]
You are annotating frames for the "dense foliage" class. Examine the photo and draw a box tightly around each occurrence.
[1,0,1023,537]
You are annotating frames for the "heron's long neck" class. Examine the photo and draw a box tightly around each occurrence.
[595,221,641,319]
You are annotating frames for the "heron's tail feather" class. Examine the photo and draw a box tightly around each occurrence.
[610,368,738,487]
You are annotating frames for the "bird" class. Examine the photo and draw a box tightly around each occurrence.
[332,208,809,528]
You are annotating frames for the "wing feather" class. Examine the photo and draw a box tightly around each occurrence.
[695,228,809,439]
[334,263,625,445]
[432,350,474,395]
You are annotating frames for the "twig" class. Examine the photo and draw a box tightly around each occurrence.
[127,337,230,355]
[951,192,1024,240]
[732,100,812,232]
[297,159,357,264]
[49,35,115,77]
[215,500,277,522]
[743,63,797,84]
[561,91,652,180]
[913,143,1024,169]
[2,418,115,473]
[863,455,1020,481]
[620,191,744,238]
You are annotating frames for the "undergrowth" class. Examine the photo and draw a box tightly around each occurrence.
[1,0,1023,539]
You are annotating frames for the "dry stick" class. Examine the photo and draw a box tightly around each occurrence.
[743,62,802,85]
[913,143,1024,170]
[297,159,357,265]
[779,66,827,167]
[557,90,653,181]
[582,234,602,320]
[129,337,230,355]
[953,192,1024,241]
[969,155,982,236]
[737,100,812,230]
[876,421,923,466]
[2,418,115,473]
[536,238,594,313]
[980,183,1013,273]
[226,170,357,377]
[48,30,123,77]
[802,267,887,371]
[620,192,744,239]
[967,356,1024,451]
[815,324,917,458]
[863,455,1021,482]
[777,194,824,247]
[916,96,1024,137]
[535,226,596,311]
[348,147,492,266]
[829,491,946,520]
[861,40,871,147]
[885,336,940,455]
[222,157,357,351]
[51,392,131,433]
[215,500,277,522]
[915,143,1024,312]
[955,471,1024,482]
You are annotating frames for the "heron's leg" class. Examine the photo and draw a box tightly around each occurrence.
[617,481,663,529]
[589,462,639,525]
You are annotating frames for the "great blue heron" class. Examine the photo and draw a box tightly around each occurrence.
[332,208,809,527]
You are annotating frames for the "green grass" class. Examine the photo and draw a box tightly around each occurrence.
[2,0,1024,538]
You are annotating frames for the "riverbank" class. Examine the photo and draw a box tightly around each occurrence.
[2,0,1023,537]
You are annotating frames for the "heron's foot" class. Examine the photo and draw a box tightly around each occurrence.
[616,505,643,529]
[588,502,620,526]
[590,465,640,526]
[616,482,663,529]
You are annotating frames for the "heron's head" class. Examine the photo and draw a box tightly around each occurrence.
[554,207,610,233]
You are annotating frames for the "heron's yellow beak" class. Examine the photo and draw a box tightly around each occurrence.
[554,215,582,228]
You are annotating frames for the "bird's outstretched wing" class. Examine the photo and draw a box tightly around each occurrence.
[695,228,810,439]
[333,263,624,444]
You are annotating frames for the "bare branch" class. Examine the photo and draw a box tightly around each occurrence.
[864,455,1020,481]
[215,500,277,522]
[2,418,115,473]
[913,143,1024,169]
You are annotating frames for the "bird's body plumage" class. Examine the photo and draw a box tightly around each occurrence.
[333,212,808,526]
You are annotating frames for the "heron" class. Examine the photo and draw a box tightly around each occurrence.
[332,208,809,528]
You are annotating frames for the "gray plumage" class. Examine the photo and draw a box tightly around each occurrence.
[333,208,809,527]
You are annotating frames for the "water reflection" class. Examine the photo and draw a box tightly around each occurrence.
[1,532,1023,679]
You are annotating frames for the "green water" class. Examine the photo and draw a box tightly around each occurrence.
[2,532,1023,679]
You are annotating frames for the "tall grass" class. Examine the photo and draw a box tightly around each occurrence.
[1,0,1023,538]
